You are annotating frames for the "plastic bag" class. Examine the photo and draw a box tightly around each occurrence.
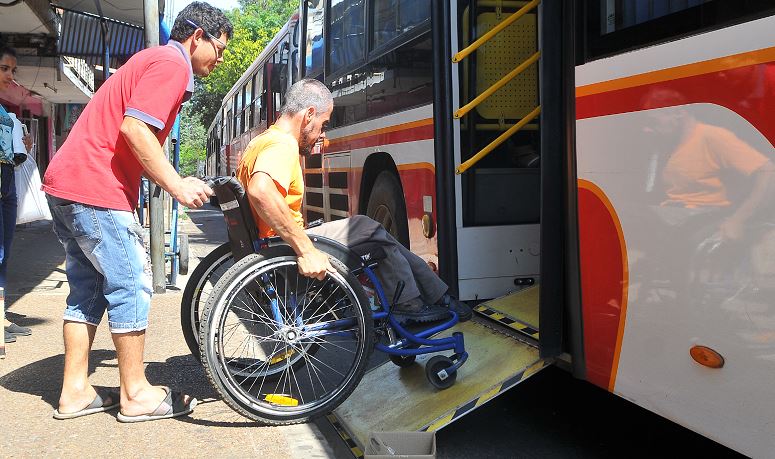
[15,158,52,224]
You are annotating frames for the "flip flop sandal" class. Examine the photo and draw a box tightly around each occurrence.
[53,389,120,420]
[116,387,197,423]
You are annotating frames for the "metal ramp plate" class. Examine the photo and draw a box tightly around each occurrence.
[329,319,550,455]
[474,284,540,340]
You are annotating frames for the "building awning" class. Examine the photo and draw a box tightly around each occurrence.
[58,9,144,69]
[52,0,164,28]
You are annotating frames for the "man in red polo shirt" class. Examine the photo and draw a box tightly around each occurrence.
[43,2,231,422]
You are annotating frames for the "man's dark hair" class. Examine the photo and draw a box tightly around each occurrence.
[0,45,17,60]
[170,2,233,42]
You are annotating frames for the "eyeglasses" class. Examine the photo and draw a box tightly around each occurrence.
[185,19,227,56]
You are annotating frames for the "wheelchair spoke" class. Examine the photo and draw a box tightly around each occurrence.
[306,335,359,354]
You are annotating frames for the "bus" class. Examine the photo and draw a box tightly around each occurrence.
[206,1,775,456]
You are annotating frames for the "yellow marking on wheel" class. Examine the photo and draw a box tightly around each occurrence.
[269,349,295,365]
[264,394,299,406]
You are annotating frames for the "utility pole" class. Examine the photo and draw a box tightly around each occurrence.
[144,0,166,293]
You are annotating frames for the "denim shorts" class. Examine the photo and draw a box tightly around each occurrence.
[47,196,152,332]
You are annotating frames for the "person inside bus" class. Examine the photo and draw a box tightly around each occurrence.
[42,2,231,421]
[236,78,472,324]
[0,45,34,344]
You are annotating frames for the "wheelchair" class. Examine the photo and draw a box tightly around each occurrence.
[182,177,468,425]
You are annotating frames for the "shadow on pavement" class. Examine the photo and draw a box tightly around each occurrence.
[0,349,117,408]
[6,221,66,311]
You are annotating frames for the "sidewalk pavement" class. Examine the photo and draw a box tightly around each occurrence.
[0,205,336,458]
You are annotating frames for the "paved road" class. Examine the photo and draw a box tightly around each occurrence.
[435,366,744,459]
[0,213,333,458]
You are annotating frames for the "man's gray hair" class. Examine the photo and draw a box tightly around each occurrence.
[280,79,333,117]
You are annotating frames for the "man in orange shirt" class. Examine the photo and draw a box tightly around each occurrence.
[236,79,470,323]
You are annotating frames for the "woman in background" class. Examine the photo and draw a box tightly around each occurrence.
[0,44,33,343]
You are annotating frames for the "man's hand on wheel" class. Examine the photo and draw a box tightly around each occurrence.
[297,247,336,280]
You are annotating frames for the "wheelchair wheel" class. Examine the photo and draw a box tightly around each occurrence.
[181,242,234,361]
[200,247,373,425]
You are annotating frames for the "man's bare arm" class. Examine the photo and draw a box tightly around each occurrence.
[120,116,212,207]
[248,171,333,279]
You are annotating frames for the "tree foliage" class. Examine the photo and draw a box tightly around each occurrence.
[201,1,297,97]
[179,0,297,175]
[178,102,206,177]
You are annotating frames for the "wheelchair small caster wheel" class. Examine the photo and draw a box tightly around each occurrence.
[425,355,456,389]
[390,354,416,368]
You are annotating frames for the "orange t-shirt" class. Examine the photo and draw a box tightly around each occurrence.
[662,123,770,208]
[236,125,305,237]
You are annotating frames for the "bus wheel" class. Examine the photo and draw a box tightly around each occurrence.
[366,171,410,248]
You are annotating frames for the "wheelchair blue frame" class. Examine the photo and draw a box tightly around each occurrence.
[253,236,468,377]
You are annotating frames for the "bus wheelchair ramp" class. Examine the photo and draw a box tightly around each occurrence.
[327,312,551,456]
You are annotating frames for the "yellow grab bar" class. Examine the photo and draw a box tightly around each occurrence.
[452,0,540,63]
[456,105,541,175]
[455,51,540,119]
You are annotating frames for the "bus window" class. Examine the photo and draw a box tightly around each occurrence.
[258,68,264,127]
[366,33,432,120]
[227,108,234,139]
[245,76,253,130]
[270,38,291,120]
[329,71,368,129]
[372,0,430,50]
[584,0,775,61]
[305,0,325,78]
[259,67,268,122]
[329,0,365,75]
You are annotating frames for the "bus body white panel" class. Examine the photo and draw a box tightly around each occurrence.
[576,14,775,454]
[456,225,540,300]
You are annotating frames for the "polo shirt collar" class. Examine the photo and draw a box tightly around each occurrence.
[166,40,195,97]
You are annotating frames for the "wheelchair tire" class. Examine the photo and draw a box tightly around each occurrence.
[200,247,374,425]
[181,242,234,361]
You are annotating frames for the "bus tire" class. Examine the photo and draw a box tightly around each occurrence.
[366,171,410,249]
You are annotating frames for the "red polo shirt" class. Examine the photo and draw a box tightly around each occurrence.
[43,41,194,211]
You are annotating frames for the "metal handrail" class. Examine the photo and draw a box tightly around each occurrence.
[455,51,540,119]
[452,0,540,63]
[456,106,541,175]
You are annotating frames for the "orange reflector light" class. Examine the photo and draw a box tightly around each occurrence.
[690,345,724,368]
[264,394,299,406]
